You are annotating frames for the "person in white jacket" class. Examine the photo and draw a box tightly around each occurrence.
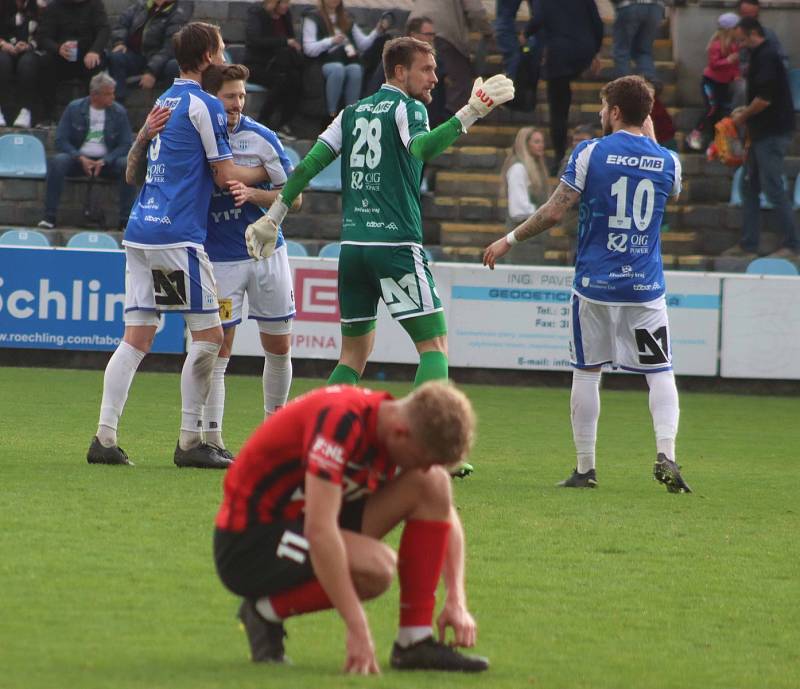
[500,126,550,225]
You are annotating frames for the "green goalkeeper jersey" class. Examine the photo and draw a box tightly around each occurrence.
[318,84,430,244]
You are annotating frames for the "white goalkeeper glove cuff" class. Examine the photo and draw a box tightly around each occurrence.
[245,195,288,260]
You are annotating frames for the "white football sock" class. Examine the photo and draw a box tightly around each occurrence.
[263,350,292,417]
[179,340,221,450]
[202,356,229,447]
[255,597,282,622]
[646,371,680,461]
[571,369,601,474]
[396,626,433,648]
[97,341,146,447]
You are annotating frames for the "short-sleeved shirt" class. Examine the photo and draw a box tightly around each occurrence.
[318,84,429,245]
[205,115,292,262]
[124,79,232,249]
[561,130,681,305]
[215,386,396,533]
[745,39,795,141]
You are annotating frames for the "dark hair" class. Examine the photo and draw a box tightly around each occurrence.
[202,63,250,95]
[406,16,433,35]
[599,75,654,127]
[382,36,435,80]
[173,22,222,73]
[738,0,759,6]
[737,17,765,36]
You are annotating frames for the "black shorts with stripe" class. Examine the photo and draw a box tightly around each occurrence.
[213,498,367,599]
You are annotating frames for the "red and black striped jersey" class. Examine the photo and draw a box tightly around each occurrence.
[215,386,397,532]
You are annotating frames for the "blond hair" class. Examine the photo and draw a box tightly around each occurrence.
[405,382,476,466]
[708,27,737,54]
[499,127,550,206]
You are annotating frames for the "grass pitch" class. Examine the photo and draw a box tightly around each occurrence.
[1,366,798,689]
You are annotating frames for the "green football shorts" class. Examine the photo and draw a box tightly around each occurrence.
[337,242,446,341]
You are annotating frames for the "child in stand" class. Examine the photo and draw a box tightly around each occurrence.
[687,12,741,151]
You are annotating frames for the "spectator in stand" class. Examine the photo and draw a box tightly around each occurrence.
[733,0,787,106]
[556,123,594,178]
[408,0,493,118]
[302,0,387,120]
[611,0,665,81]
[647,78,676,150]
[527,0,603,174]
[723,18,797,259]
[106,0,188,103]
[686,13,741,152]
[245,0,303,138]
[38,0,110,124]
[494,0,532,82]
[0,0,43,127]
[501,127,551,226]
[37,72,134,230]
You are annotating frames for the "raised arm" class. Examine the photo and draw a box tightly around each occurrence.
[483,182,580,269]
[126,106,171,186]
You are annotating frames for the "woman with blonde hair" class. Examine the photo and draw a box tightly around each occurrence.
[500,127,551,225]
[302,0,386,118]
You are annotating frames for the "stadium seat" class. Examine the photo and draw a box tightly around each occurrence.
[308,157,342,192]
[318,242,341,259]
[790,68,800,112]
[284,239,309,257]
[66,231,119,250]
[424,248,434,262]
[0,134,47,179]
[745,257,799,276]
[793,174,800,210]
[0,228,50,247]
[284,146,301,169]
[728,167,788,209]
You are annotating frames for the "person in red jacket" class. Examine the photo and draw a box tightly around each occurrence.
[687,12,741,151]
[213,381,489,674]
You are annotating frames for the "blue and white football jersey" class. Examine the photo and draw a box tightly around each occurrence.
[124,79,232,249]
[562,130,681,304]
[205,115,292,262]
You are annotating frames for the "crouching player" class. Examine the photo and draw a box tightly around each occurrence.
[213,382,489,674]
[199,64,302,456]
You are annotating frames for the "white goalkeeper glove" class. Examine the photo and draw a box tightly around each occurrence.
[245,195,288,260]
[455,75,515,131]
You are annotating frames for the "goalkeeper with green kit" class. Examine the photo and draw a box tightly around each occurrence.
[246,36,513,422]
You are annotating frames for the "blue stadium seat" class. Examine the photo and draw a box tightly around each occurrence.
[746,257,799,276]
[318,242,341,259]
[424,248,434,262]
[0,228,50,247]
[728,166,788,209]
[790,68,800,112]
[284,146,301,169]
[308,157,342,192]
[793,174,800,210]
[0,134,47,179]
[66,231,119,250]
[284,240,309,257]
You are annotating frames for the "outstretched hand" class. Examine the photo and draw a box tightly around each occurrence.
[483,235,512,269]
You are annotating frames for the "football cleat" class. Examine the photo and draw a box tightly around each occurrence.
[173,442,233,469]
[450,462,474,479]
[653,453,692,493]
[87,436,134,466]
[238,599,288,663]
[207,443,235,461]
[390,637,489,672]
[557,467,597,488]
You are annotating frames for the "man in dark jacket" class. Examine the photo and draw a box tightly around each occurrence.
[107,0,190,102]
[38,0,110,120]
[38,72,135,230]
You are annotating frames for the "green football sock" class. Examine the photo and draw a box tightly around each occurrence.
[327,364,360,386]
[413,351,448,387]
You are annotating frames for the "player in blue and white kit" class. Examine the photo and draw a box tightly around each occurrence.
[484,76,691,493]
[87,23,269,470]
[198,64,302,456]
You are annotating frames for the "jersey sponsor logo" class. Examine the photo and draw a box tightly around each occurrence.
[308,433,347,473]
[211,208,243,223]
[156,96,181,111]
[606,154,664,171]
[351,171,381,192]
[365,221,384,228]
[633,281,661,291]
[143,214,171,224]
[145,163,166,184]
[294,268,340,323]
[140,196,160,210]
[351,171,364,189]
[607,233,628,252]
[609,267,645,279]
[357,100,392,114]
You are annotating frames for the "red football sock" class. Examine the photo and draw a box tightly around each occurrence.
[397,519,451,627]
[270,579,332,619]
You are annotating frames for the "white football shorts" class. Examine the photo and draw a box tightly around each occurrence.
[123,245,220,326]
[213,243,295,335]
[569,293,673,373]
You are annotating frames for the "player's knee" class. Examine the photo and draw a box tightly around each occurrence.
[411,465,452,516]
[353,544,396,600]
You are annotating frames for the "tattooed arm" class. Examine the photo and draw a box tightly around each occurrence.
[126,106,171,186]
[483,182,580,269]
